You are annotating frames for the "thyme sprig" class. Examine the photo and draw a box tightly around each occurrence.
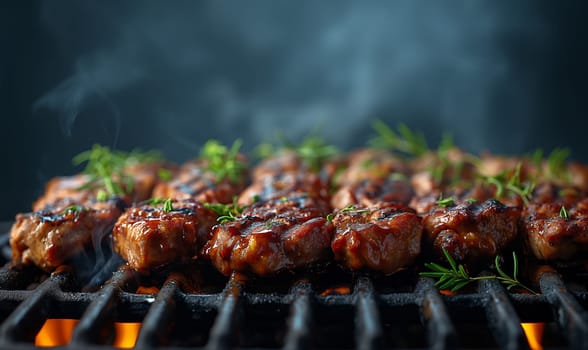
[369,120,428,157]
[62,205,85,216]
[420,249,536,294]
[200,139,246,184]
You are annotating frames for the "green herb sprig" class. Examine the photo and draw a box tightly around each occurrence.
[420,249,536,294]
[436,194,455,208]
[482,163,535,204]
[559,206,570,220]
[369,120,428,157]
[163,198,174,213]
[62,205,85,216]
[200,139,246,184]
[204,200,245,223]
[73,144,162,200]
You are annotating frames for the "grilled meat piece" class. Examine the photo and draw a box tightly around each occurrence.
[330,203,422,274]
[422,199,521,264]
[238,172,329,206]
[112,199,218,272]
[152,160,247,204]
[331,178,413,210]
[522,199,588,261]
[334,149,409,187]
[33,163,171,211]
[10,198,125,272]
[33,175,94,211]
[204,203,334,276]
[251,150,307,180]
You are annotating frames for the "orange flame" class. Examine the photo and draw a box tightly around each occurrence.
[136,286,160,294]
[35,319,78,347]
[35,319,141,348]
[320,286,351,296]
[521,323,544,350]
[113,322,141,348]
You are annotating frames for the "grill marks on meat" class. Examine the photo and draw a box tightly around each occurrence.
[153,159,248,204]
[521,194,588,261]
[204,203,334,276]
[331,149,411,209]
[113,199,218,272]
[10,198,125,272]
[205,153,334,276]
[331,203,422,274]
[422,200,521,265]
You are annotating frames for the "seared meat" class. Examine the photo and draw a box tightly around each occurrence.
[422,200,521,264]
[33,175,95,211]
[331,178,413,209]
[112,199,218,272]
[522,199,588,261]
[251,150,307,180]
[238,172,329,206]
[334,149,409,186]
[33,163,171,211]
[330,203,422,274]
[152,160,247,204]
[10,198,125,272]
[204,202,334,276]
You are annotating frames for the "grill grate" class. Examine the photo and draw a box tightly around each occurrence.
[0,226,586,349]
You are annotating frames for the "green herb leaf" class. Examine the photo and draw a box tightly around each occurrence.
[204,200,245,223]
[162,198,173,213]
[420,249,537,294]
[62,205,85,216]
[326,213,334,222]
[559,206,569,220]
[436,194,455,208]
[200,139,246,184]
[369,120,428,157]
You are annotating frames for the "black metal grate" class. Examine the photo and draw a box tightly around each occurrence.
[0,224,587,350]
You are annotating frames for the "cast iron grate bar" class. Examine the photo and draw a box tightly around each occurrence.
[354,276,383,350]
[134,278,179,348]
[539,271,588,350]
[70,268,134,346]
[0,270,71,344]
[205,275,243,350]
[416,277,457,350]
[283,279,313,350]
[479,277,528,350]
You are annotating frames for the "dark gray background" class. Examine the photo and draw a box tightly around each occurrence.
[1,1,587,220]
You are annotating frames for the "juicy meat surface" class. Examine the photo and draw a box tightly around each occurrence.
[33,175,95,211]
[112,199,218,272]
[522,199,588,261]
[152,160,247,204]
[331,178,413,209]
[334,149,409,186]
[238,172,329,206]
[330,203,423,274]
[10,198,125,272]
[204,203,334,276]
[422,199,521,264]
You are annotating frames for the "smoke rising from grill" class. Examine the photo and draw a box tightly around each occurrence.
[33,1,550,159]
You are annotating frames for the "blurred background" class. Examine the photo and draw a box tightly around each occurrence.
[1,0,587,220]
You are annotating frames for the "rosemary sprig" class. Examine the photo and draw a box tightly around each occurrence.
[420,249,536,294]
[368,120,428,157]
[482,163,535,204]
[200,139,246,184]
[204,199,245,223]
[546,148,571,181]
[340,204,369,214]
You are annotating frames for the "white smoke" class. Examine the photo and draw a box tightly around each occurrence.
[34,0,546,155]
